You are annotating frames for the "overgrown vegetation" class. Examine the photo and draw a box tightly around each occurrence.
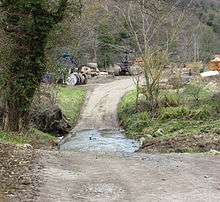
[118,83,220,153]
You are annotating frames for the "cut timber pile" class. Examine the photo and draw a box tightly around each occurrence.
[80,66,100,77]
[209,60,220,72]
[208,53,220,71]
[66,73,87,86]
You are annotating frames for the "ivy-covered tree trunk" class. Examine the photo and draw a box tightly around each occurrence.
[3,102,21,131]
[1,0,69,131]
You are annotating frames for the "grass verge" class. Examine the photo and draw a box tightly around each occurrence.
[0,128,56,148]
[58,86,86,126]
[118,88,220,153]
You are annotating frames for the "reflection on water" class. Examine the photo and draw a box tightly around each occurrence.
[59,129,140,154]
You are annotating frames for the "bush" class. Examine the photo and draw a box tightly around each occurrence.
[118,91,137,121]
[159,106,191,120]
[120,111,152,139]
[160,92,180,107]
[125,112,151,133]
[190,105,211,119]
[182,80,208,102]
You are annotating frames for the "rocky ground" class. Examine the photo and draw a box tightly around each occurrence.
[36,151,220,202]
[0,143,40,202]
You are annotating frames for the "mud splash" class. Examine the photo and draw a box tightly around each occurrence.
[59,129,140,154]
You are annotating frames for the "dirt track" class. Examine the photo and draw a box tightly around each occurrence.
[36,151,220,202]
[35,77,220,202]
[74,77,135,131]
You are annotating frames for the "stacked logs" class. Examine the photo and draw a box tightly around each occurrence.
[66,73,87,86]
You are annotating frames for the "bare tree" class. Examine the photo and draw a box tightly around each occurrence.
[113,0,194,113]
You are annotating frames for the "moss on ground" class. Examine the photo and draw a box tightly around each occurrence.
[118,88,220,153]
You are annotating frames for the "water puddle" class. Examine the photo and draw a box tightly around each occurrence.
[59,129,140,154]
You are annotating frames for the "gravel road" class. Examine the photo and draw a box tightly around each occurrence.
[36,151,220,202]
[35,77,220,202]
[74,77,135,131]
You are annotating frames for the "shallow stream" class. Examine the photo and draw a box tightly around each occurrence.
[60,129,140,154]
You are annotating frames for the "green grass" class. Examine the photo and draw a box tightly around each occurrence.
[0,131,28,145]
[0,86,86,146]
[58,86,86,126]
[118,88,220,153]
[0,128,56,146]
